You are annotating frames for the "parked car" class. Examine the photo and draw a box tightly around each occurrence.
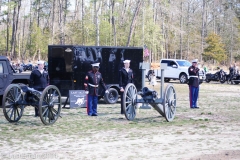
[147,59,206,84]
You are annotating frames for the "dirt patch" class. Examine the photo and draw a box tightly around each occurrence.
[1,82,240,160]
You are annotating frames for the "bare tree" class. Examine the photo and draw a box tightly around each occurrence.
[110,0,117,46]
[93,0,102,46]
[10,0,22,58]
[201,0,206,62]
[179,0,183,59]
[126,0,142,47]
[51,0,56,44]
[82,0,85,45]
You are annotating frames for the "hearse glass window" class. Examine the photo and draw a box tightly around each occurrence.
[49,48,67,73]
[86,48,94,62]
[74,48,87,62]
[64,49,73,72]
[0,63,3,73]
[177,60,191,67]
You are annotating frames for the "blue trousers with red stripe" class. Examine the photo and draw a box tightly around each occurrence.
[189,86,199,108]
[87,95,98,115]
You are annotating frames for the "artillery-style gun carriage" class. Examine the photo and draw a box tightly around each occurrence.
[122,63,177,122]
[2,84,62,125]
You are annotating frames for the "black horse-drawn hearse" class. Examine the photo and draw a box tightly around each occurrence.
[48,45,143,104]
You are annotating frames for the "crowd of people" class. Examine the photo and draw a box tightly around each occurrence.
[8,58,48,73]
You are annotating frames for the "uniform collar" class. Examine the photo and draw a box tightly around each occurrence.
[92,70,98,73]
[38,69,44,74]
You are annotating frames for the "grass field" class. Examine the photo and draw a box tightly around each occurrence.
[0,81,240,160]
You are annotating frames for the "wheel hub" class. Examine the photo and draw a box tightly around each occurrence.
[131,98,136,106]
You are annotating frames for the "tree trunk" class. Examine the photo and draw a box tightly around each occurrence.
[74,0,80,20]
[51,0,56,44]
[111,0,117,46]
[21,16,26,60]
[180,1,183,59]
[94,0,102,46]
[201,0,206,62]
[58,0,64,44]
[37,0,41,27]
[10,0,22,59]
[82,0,85,45]
[126,0,142,47]
[230,21,233,64]
[6,0,10,56]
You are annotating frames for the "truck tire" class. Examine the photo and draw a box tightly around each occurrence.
[104,88,119,104]
[179,73,188,84]
[164,78,170,82]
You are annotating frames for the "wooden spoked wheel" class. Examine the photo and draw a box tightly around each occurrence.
[39,85,62,125]
[123,83,138,120]
[2,84,24,123]
[163,84,177,122]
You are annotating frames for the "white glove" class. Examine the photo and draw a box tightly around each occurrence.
[120,87,124,92]
[105,90,109,94]
[85,91,89,94]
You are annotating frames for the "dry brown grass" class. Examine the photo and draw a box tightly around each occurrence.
[0,80,240,160]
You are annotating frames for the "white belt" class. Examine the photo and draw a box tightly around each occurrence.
[88,83,98,87]
[189,76,198,78]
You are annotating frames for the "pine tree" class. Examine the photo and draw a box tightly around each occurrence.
[203,33,227,63]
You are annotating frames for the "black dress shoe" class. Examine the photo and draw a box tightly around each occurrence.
[92,113,98,116]
[195,106,199,109]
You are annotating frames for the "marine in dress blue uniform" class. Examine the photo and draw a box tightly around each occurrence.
[188,59,200,109]
[84,63,108,116]
[119,60,133,114]
[29,60,49,116]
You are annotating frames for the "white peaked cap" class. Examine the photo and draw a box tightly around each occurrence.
[191,59,198,63]
[37,60,45,65]
[91,63,100,67]
[123,60,131,63]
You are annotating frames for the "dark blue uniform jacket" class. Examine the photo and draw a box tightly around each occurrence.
[84,70,107,96]
[188,66,200,87]
[30,69,49,91]
[119,68,133,88]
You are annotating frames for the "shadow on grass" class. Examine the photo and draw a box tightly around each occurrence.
[108,115,167,123]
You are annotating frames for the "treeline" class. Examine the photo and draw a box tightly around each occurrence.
[0,0,239,65]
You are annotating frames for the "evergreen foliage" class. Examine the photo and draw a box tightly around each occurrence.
[203,33,227,63]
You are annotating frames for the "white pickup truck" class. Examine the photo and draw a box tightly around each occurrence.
[146,59,206,84]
